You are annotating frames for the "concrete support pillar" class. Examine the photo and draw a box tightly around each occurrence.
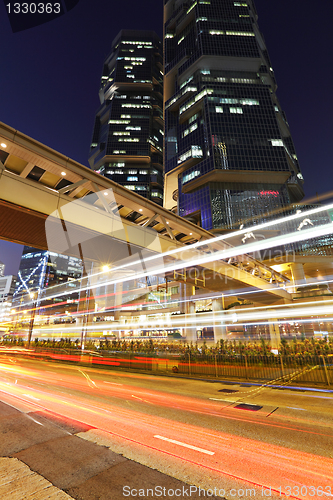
[114,281,123,321]
[185,300,197,342]
[212,297,227,342]
[268,313,281,350]
[180,283,197,342]
[289,262,306,292]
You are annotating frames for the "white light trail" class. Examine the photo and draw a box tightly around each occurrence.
[22,201,333,305]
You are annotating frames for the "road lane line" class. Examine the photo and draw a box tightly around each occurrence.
[26,415,44,426]
[22,394,40,401]
[154,435,214,455]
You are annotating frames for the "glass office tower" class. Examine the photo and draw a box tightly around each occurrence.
[89,30,164,205]
[164,0,304,231]
[12,247,82,318]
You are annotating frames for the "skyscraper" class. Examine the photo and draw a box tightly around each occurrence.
[89,30,164,205]
[13,247,82,318]
[163,0,304,231]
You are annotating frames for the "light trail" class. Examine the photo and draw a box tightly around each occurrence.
[0,358,333,499]
[30,299,333,335]
[39,219,333,303]
[16,202,333,307]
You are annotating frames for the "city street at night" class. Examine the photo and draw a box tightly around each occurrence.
[0,353,332,499]
[1,0,333,497]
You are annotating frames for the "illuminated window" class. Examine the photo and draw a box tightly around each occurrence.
[108,120,130,124]
[221,98,238,104]
[178,146,203,163]
[180,76,193,89]
[122,41,152,45]
[240,99,259,105]
[151,191,163,199]
[118,138,139,142]
[127,176,138,181]
[124,57,146,61]
[230,78,257,84]
[226,31,255,36]
[183,169,201,183]
[270,139,283,146]
[189,113,199,124]
[215,106,223,113]
[230,107,243,114]
[179,89,214,115]
[122,104,152,109]
[182,123,198,137]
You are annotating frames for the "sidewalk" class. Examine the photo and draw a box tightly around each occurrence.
[0,401,222,500]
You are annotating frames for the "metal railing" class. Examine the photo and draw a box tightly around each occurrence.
[2,346,332,387]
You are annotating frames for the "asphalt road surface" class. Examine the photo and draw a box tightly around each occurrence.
[0,352,332,500]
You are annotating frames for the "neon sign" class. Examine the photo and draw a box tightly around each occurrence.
[259,190,279,197]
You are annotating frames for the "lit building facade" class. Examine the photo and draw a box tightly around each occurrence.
[12,247,82,317]
[164,0,304,231]
[0,275,16,322]
[89,30,164,205]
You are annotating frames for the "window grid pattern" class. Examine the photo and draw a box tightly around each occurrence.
[164,0,304,230]
[89,30,164,205]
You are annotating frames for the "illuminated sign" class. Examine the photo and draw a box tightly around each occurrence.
[259,190,279,197]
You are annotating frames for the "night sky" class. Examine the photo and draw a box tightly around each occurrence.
[0,0,332,275]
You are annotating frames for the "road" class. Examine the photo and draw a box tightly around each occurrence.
[0,352,333,500]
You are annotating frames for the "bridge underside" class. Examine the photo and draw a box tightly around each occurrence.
[0,121,291,306]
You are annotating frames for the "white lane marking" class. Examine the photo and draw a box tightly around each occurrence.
[154,435,214,455]
[286,407,306,411]
[22,394,40,401]
[209,398,235,401]
[132,395,152,404]
[26,415,44,426]
[103,381,123,386]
